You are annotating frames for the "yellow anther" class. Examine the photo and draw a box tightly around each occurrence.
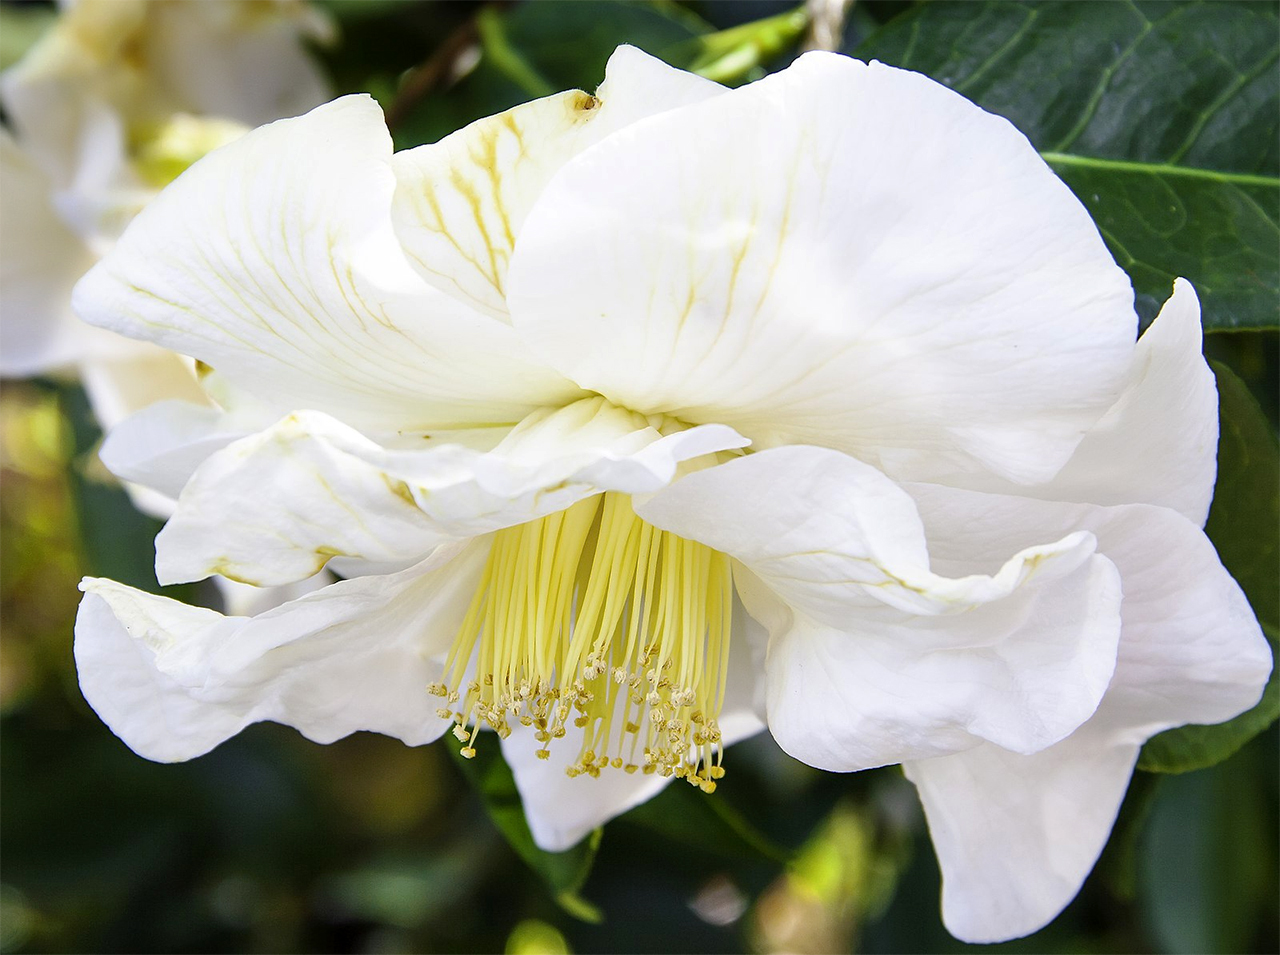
[434,488,735,788]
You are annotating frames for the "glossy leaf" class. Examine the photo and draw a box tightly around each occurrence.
[1139,362,1279,773]
[447,741,602,922]
[622,777,792,863]
[494,0,710,92]
[854,0,1280,331]
[1138,733,1278,953]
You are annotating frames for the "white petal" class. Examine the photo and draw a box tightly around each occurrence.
[79,350,207,431]
[156,399,748,586]
[2,0,328,173]
[504,600,769,851]
[75,540,486,762]
[71,95,580,432]
[500,725,671,852]
[907,484,1271,735]
[637,447,1123,768]
[391,45,723,320]
[142,0,331,127]
[899,486,1271,943]
[638,446,1104,621]
[763,552,1119,771]
[1036,279,1218,524]
[903,726,1140,943]
[507,53,1136,485]
[99,399,245,503]
[0,1,142,186]
[0,131,106,374]
[213,569,335,618]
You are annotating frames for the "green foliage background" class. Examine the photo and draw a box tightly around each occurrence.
[1,2,1275,953]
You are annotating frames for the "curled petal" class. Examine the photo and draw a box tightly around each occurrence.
[895,485,1270,943]
[72,95,580,432]
[1036,279,1218,524]
[100,399,250,505]
[638,446,1103,621]
[75,541,486,762]
[762,552,1120,771]
[904,727,1140,943]
[156,398,748,587]
[391,45,722,320]
[939,280,1220,524]
[638,447,1123,768]
[907,484,1271,736]
[508,53,1136,485]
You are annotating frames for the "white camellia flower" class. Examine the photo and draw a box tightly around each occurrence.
[69,47,1271,943]
[0,0,330,464]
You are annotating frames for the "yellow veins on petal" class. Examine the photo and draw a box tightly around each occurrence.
[431,492,733,791]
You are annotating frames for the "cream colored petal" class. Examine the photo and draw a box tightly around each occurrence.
[391,45,723,320]
[75,540,486,762]
[1036,279,1218,524]
[98,399,249,519]
[79,349,206,431]
[155,399,748,587]
[904,726,1140,944]
[637,446,1102,623]
[0,130,110,374]
[763,551,1120,773]
[507,53,1136,485]
[213,569,335,618]
[143,0,331,126]
[638,447,1124,767]
[72,95,580,433]
[898,486,1271,943]
[906,484,1271,736]
[0,0,146,186]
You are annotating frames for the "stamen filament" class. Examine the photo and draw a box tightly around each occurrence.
[433,492,734,788]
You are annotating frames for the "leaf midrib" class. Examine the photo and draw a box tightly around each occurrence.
[1039,151,1280,190]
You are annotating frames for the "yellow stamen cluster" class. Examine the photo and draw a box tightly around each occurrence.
[430,492,734,792]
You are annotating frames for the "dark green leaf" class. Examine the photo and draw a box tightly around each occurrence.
[392,0,709,148]
[495,0,709,92]
[855,1,1280,331]
[1139,362,1279,773]
[447,741,602,921]
[1138,733,1278,953]
[622,775,792,863]
[1096,771,1163,902]
[1203,362,1280,633]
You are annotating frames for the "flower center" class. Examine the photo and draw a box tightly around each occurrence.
[431,492,733,792]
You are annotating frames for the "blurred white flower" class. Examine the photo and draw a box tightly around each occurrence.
[0,0,330,493]
[69,47,1270,944]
